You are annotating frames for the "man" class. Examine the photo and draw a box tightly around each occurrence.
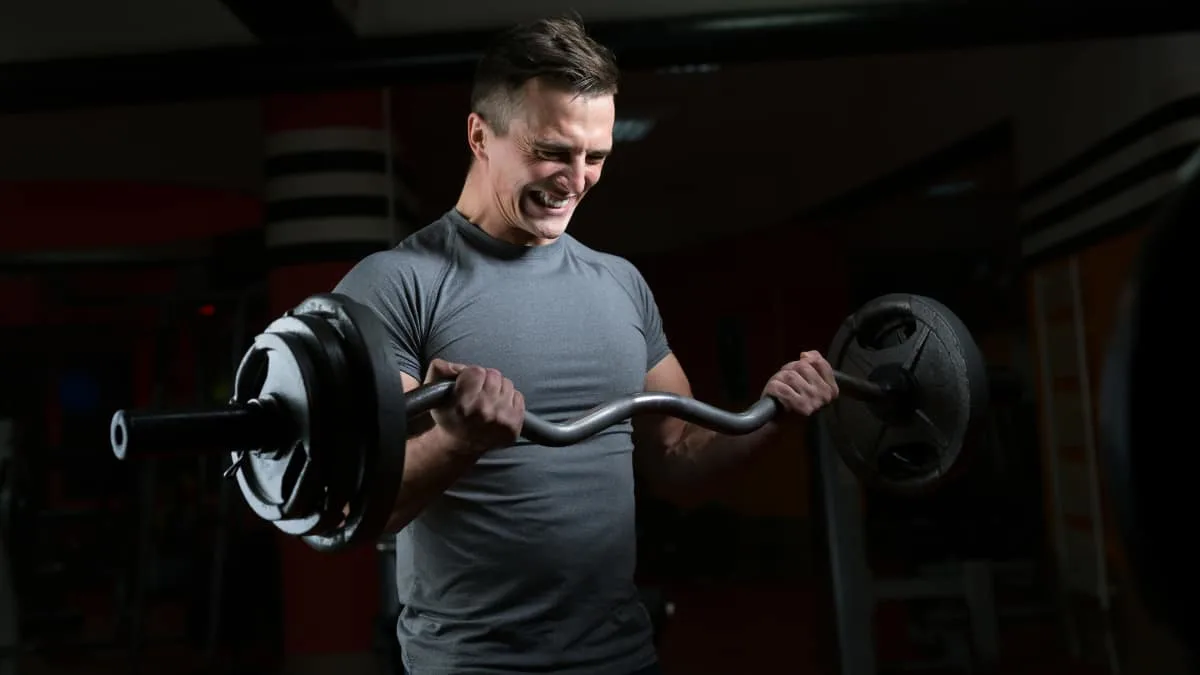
[334,16,839,675]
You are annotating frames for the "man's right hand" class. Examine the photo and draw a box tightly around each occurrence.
[425,358,525,455]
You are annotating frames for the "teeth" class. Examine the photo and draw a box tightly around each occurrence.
[534,191,570,209]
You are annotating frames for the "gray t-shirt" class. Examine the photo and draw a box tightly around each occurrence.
[334,209,671,675]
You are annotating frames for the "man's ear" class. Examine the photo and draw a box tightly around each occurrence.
[467,112,490,162]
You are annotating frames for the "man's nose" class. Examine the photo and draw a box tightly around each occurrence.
[558,159,588,194]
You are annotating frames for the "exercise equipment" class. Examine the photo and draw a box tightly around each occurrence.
[1099,150,1197,651]
[825,294,989,494]
[109,292,989,552]
[111,295,409,553]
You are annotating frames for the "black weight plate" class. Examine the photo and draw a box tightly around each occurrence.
[825,293,989,494]
[263,315,345,525]
[285,297,371,547]
[278,310,366,538]
[229,331,322,527]
[291,293,407,553]
[1100,155,1197,649]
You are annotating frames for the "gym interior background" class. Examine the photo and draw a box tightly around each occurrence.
[0,1,1197,674]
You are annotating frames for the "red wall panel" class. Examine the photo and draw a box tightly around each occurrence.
[0,180,259,251]
[270,261,382,657]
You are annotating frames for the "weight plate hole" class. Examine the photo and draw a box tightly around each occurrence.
[855,314,917,350]
[281,441,308,496]
[237,347,270,402]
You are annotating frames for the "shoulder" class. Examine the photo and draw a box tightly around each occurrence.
[336,215,458,290]
[332,216,464,312]
[564,235,650,289]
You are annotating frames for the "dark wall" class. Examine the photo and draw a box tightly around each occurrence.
[631,222,850,519]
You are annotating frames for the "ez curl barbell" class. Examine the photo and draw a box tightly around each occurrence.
[109,292,990,553]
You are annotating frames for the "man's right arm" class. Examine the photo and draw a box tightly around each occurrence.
[380,372,480,532]
[381,373,478,532]
[381,363,525,533]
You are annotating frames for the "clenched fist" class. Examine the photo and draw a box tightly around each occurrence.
[425,358,525,454]
[762,351,839,417]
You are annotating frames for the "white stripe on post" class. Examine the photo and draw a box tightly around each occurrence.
[264,125,396,249]
[265,217,397,248]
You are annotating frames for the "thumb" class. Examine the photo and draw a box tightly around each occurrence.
[426,358,465,383]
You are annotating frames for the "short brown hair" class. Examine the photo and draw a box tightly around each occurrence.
[471,15,619,133]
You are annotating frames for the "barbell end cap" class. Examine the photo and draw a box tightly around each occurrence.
[110,410,130,461]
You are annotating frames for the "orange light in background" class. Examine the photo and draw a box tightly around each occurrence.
[198,304,216,317]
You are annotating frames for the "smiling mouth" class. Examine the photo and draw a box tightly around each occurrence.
[530,190,572,209]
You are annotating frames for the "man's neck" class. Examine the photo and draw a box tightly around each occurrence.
[455,167,501,239]
[455,168,539,247]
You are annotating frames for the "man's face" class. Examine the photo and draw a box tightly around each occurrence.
[472,78,614,245]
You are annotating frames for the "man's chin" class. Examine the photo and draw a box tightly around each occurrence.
[520,214,572,242]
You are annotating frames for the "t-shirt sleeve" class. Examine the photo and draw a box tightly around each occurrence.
[332,251,427,382]
[629,265,672,371]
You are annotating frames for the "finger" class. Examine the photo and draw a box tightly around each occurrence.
[793,359,823,384]
[779,368,821,399]
[809,355,838,395]
[427,358,467,381]
[497,377,516,417]
[764,378,814,415]
[498,375,515,402]
[794,361,835,400]
[455,365,488,398]
[781,367,833,411]
[496,374,520,413]
[505,390,526,436]
[782,357,821,378]
[481,368,504,397]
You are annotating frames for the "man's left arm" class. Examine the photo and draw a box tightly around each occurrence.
[632,352,840,505]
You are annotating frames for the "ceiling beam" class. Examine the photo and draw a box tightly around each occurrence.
[217,0,357,44]
[0,1,1197,114]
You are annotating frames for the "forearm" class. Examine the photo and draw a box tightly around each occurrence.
[383,421,480,533]
[642,420,790,503]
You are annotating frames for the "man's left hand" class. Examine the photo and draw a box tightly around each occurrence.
[762,351,839,417]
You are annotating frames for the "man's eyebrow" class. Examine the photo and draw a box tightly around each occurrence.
[532,140,575,153]
[532,140,611,156]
